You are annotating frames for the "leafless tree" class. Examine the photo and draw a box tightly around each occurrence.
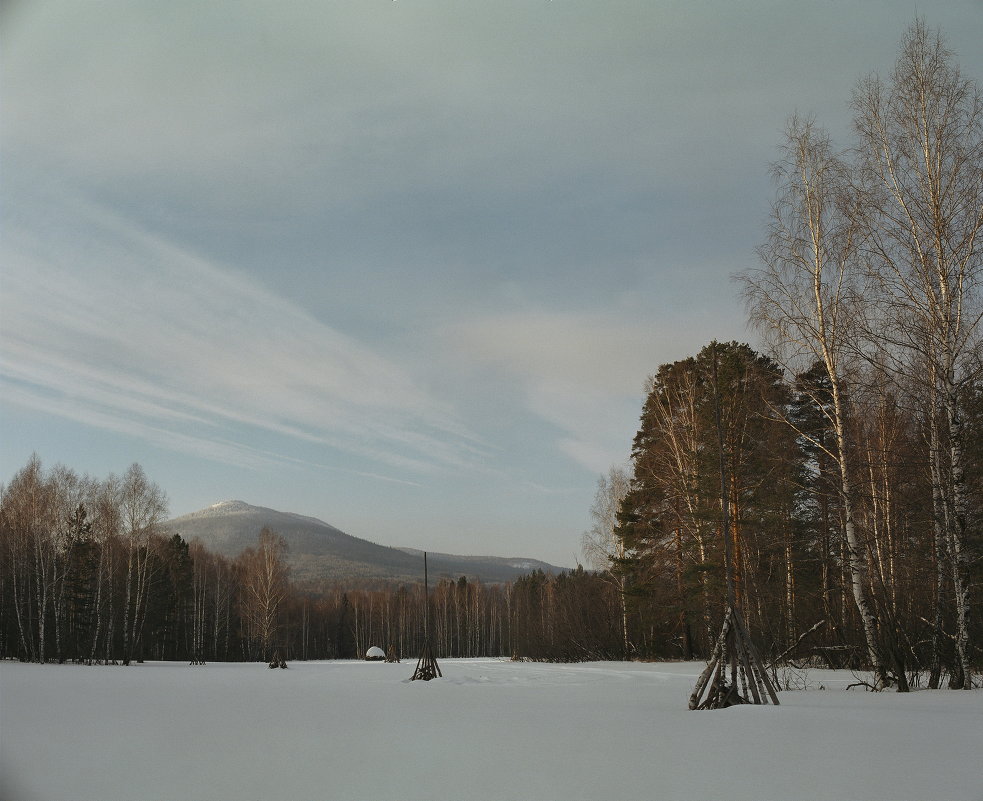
[119,463,168,665]
[0,455,54,661]
[582,464,631,654]
[853,19,983,688]
[740,115,892,687]
[238,527,289,662]
[88,474,122,663]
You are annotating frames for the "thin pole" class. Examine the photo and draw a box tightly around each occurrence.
[712,344,740,693]
[712,343,736,611]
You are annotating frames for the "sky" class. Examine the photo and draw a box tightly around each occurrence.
[2,1,982,567]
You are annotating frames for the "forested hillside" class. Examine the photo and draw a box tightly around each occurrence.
[161,500,565,584]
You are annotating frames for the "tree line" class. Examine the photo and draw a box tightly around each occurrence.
[1,456,256,665]
[0,455,624,665]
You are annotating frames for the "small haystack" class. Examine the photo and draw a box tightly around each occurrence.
[366,646,386,661]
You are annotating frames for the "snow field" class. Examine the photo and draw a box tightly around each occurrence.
[1,659,980,801]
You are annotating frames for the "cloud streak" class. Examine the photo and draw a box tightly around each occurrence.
[0,177,481,478]
[4,1,982,565]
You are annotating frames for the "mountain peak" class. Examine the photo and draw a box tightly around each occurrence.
[163,500,570,584]
[209,499,251,511]
[173,499,260,521]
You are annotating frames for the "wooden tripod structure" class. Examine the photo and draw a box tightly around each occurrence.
[689,344,779,710]
[410,552,442,681]
[688,604,779,709]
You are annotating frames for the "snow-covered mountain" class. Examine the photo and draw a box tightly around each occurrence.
[162,500,567,584]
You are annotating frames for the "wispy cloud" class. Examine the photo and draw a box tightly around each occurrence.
[0,382,284,472]
[441,310,664,473]
[0,179,482,477]
[520,481,581,497]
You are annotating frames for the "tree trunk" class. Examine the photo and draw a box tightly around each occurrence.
[945,388,973,688]
[831,384,890,688]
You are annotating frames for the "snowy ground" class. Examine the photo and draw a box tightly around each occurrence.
[1,659,980,801]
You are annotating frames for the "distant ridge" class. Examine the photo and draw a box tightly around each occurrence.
[162,500,568,584]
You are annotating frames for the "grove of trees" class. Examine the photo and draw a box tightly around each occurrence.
[610,340,981,687]
[609,20,981,689]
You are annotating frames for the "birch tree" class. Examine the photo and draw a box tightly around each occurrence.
[853,20,982,687]
[88,474,122,663]
[119,463,168,665]
[238,527,289,661]
[0,455,53,661]
[582,465,632,655]
[740,117,892,687]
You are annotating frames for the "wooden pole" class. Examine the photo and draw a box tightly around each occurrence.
[712,343,736,612]
[410,551,441,681]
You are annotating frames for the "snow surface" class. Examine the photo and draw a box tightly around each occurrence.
[1,659,980,801]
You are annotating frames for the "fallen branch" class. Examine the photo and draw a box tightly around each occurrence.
[845,679,880,692]
[767,620,826,671]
